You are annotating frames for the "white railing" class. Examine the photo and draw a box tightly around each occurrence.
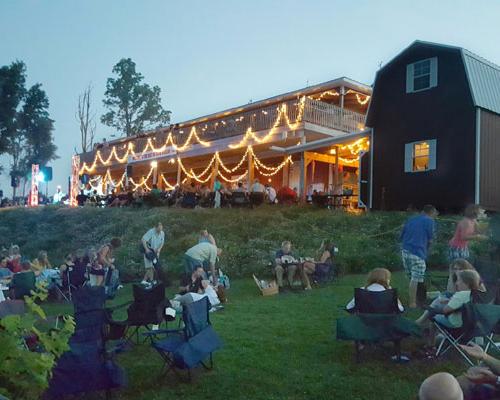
[303,98,366,132]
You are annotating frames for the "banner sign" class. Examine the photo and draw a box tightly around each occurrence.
[30,164,39,207]
[128,147,176,164]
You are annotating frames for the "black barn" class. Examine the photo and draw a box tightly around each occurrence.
[367,40,500,212]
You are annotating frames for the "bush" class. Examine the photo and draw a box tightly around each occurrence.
[0,206,461,280]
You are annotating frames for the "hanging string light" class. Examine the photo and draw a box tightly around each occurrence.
[160,174,176,190]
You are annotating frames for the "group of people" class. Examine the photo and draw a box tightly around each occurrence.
[350,203,498,399]
[75,177,300,210]
[0,238,123,303]
[272,240,337,291]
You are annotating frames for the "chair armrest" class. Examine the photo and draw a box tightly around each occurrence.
[142,328,183,337]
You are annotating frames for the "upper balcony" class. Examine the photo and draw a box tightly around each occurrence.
[80,79,370,168]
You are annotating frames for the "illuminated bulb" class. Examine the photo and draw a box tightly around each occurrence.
[151,161,158,168]
[168,158,175,164]
[329,149,336,155]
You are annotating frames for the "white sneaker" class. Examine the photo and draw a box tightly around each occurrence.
[140,280,149,285]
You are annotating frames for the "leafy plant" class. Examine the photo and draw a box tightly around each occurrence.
[0,283,74,400]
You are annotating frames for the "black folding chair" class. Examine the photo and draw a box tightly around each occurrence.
[249,192,264,207]
[231,192,249,207]
[144,297,223,381]
[337,289,419,363]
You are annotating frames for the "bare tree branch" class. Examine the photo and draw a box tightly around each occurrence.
[77,84,96,152]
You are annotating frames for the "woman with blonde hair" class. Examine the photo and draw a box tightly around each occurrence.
[346,268,404,312]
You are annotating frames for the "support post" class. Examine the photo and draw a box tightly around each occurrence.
[334,146,340,186]
[282,156,290,187]
[210,155,219,190]
[176,160,182,186]
[328,163,333,194]
[299,152,307,202]
[247,150,254,190]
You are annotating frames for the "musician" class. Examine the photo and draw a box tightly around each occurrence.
[141,222,165,285]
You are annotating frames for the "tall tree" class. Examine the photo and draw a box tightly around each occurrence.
[0,61,26,167]
[101,58,171,137]
[76,84,96,152]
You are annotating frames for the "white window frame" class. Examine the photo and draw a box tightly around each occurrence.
[404,139,437,173]
[406,57,438,93]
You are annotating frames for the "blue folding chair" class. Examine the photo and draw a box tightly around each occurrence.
[144,297,223,381]
[44,287,127,399]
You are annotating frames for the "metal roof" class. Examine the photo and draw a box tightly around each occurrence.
[462,49,500,115]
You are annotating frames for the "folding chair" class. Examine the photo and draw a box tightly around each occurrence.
[432,302,500,366]
[45,286,127,399]
[144,297,223,381]
[249,192,264,207]
[231,192,250,207]
[337,288,420,363]
[109,283,169,344]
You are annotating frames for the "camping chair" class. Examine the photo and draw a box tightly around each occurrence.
[144,297,223,381]
[109,283,169,344]
[231,191,249,207]
[337,288,420,363]
[249,192,264,207]
[431,289,500,366]
[44,286,127,399]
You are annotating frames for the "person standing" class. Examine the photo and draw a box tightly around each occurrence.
[184,242,221,285]
[213,178,222,208]
[400,204,438,308]
[141,222,165,285]
[448,204,487,262]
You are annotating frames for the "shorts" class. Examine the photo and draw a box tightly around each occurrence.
[448,246,470,262]
[401,249,426,283]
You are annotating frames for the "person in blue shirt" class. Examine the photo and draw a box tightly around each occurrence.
[400,204,438,308]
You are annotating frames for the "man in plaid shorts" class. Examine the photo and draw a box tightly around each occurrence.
[401,205,438,308]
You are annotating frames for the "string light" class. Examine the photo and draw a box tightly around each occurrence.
[160,174,176,190]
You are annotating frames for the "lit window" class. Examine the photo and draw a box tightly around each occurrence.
[406,57,438,93]
[404,139,437,173]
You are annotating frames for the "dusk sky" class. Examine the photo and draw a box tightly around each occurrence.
[1,0,499,194]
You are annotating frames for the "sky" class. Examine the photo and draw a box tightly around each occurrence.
[1,0,500,196]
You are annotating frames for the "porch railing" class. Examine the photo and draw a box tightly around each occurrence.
[80,97,366,165]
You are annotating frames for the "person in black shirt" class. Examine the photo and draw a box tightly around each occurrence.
[76,190,88,207]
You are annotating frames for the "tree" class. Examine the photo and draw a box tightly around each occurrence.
[101,58,171,137]
[76,84,96,153]
[0,60,58,198]
[0,61,26,163]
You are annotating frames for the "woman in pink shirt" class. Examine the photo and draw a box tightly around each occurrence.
[448,204,487,261]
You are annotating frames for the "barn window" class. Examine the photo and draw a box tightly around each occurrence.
[404,139,437,173]
[406,57,438,93]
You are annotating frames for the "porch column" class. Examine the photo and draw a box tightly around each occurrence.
[340,86,345,110]
[282,156,290,187]
[152,163,158,186]
[328,163,333,193]
[176,160,182,186]
[247,150,254,190]
[299,152,307,202]
[334,146,340,186]
[311,160,316,185]
[210,154,219,190]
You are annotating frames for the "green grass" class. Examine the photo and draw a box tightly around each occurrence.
[43,272,463,400]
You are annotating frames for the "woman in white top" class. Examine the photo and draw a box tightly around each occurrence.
[346,268,404,312]
[175,280,220,308]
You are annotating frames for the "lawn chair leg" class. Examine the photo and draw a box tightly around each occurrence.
[394,340,401,362]
[354,341,361,363]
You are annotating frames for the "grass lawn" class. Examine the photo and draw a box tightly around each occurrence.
[43,272,463,400]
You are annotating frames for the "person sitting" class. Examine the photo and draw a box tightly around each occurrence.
[419,372,464,400]
[250,178,265,193]
[456,343,500,400]
[199,229,217,246]
[10,260,36,299]
[178,266,204,295]
[31,250,51,277]
[265,184,277,204]
[7,245,22,274]
[76,189,88,207]
[184,242,221,285]
[274,241,304,290]
[233,182,246,193]
[301,240,337,290]
[416,270,481,348]
[174,279,221,309]
[346,268,405,312]
[0,256,13,281]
